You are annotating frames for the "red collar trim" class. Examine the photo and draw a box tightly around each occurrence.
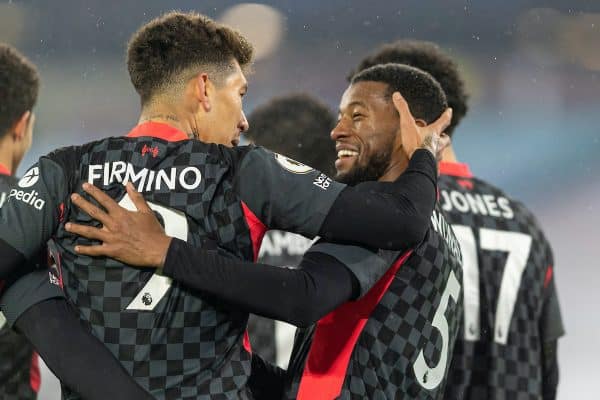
[439,161,473,178]
[0,163,11,176]
[126,122,189,142]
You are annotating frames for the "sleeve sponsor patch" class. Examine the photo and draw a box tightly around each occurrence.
[274,153,313,174]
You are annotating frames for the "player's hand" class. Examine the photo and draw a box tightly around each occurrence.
[392,91,452,160]
[65,182,171,268]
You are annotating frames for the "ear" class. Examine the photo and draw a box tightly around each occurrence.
[193,73,211,112]
[12,111,31,141]
[414,118,427,128]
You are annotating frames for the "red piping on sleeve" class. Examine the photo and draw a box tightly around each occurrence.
[30,352,40,393]
[544,265,553,289]
[240,201,268,262]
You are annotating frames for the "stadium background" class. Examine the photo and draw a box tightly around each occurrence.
[2,1,598,399]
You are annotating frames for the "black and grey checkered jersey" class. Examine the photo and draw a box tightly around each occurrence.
[0,123,345,399]
[0,171,64,400]
[438,162,565,400]
[284,203,463,400]
[0,170,36,400]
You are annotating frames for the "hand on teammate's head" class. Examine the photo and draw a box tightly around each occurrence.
[391,91,451,160]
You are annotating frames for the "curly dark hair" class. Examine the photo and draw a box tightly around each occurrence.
[246,93,337,175]
[349,40,468,137]
[127,11,254,105]
[352,63,447,125]
[0,43,39,137]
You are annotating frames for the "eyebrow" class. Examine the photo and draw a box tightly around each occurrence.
[339,100,367,113]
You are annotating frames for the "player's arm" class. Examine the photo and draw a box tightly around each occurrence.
[65,188,385,327]
[14,298,153,400]
[0,156,69,279]
[160,240,383,327]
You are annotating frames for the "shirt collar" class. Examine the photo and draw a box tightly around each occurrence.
[439,161,473,178]
[0,163,11,176]
[126,122,190,142]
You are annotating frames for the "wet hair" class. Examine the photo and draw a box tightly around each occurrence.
[0,43,39,137]
[246,93,337,175]
[351,63,447,124]
[127,11,253,105]
[349,40,468,136]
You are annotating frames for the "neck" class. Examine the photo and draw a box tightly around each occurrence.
[440,145,458,163]
[378,157,409,182]
[0,136,15,174]
[138,104,197,139]
[377,144,459,182]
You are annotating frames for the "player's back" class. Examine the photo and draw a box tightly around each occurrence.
[47,133,257,399]
[439,162,564,400]
[284,204,463,399]
[0,121,351,399]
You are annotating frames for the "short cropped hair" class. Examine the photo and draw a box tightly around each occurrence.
[127,11,254,105]
[352,63,447,125]
[246,94,337,175]
[0,43,39,136]
[349,40,467,136]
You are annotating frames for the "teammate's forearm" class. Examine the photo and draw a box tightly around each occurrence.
[15,298,153,400]
[163,240,358,327]
[319,149,437,250]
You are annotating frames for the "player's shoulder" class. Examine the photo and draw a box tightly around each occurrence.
[471,176,551,245]
[222,144,297,175]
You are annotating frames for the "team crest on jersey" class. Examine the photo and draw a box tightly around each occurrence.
[274,153,313,174]
[18,167,40,188]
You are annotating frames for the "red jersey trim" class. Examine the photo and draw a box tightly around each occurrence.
[243,331,252,354]
[239,200,268,355]
[439,161,473,178]
[126,122,189,142]
[30,352,40,393]
[544,265,553,289]
[240,201,268,262]
[0,163,11,176]
[297,250,413,400]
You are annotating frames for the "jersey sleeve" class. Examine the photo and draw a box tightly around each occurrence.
[306,242,396,298]
[540,246,565,342]
[0,156,71,274]
[0,268,64,327]
[234,147,345,238]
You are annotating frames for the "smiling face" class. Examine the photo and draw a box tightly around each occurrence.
[332,81,402,185]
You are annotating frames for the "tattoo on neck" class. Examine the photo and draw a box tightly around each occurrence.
[141,114,179,123]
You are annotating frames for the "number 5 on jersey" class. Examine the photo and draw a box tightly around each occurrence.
[452,225,532,345]
[117,194,188,310]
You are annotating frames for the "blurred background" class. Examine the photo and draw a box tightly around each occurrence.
[2,0,598,398]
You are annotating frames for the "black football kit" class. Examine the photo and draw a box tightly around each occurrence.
[0,122,449,399]
[140,151,464,399]
[438,162,564,400]
[0,163,64,400]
